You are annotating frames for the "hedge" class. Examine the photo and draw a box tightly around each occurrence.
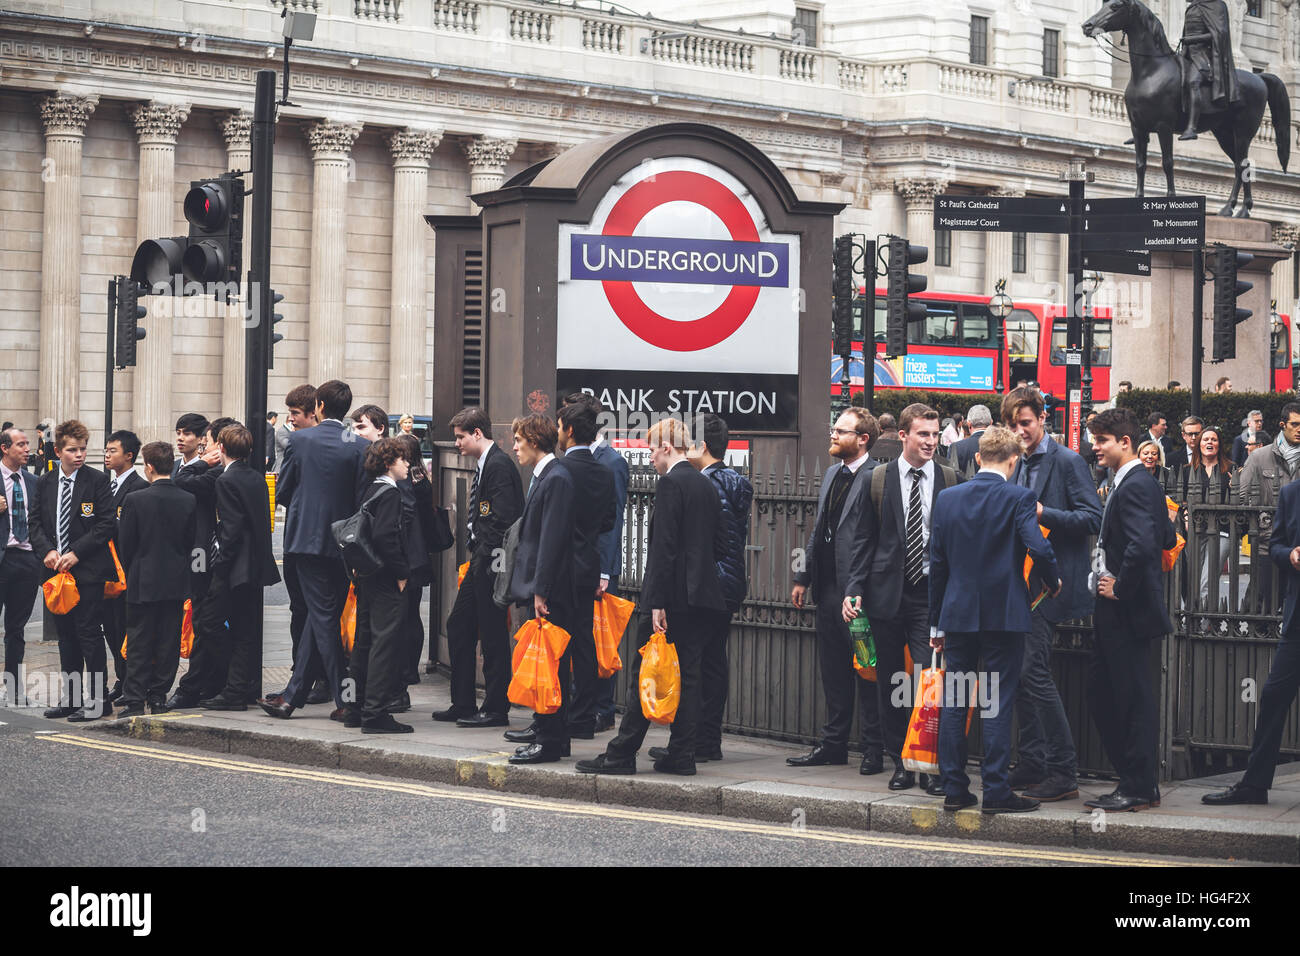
[1114,389,1300,435]
[846,389,1005,423]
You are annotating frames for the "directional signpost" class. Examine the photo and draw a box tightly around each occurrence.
[935,179,1206,451]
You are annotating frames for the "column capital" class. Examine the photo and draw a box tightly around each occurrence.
[894,177,949,210]
[307,120,363,161]
[220,110,253,152]
[388,128,443,166]
[986,185,1027,198]
[131,100,191,146]
[461,135,518,173]
[38,92,99,138]
[1273,223,1300,249]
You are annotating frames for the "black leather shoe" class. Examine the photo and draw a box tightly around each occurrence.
[43,706,77,719]
[944,791,978,811]
[569,727,596,740]
[115,705,147,719]
[1084,790,1149,812]
[456,711,508,728]
[1025,776,1080,802]
[653,757,697,776]
[1008,765,1046,790]
[594,713,616,732]
[166,693,199,710]
[504,724,538,744]
[329,708,349,722]
[199,695,248,711]
[695,747,723,762]
[982,793,1041,814]
[386,692,411,714]
[575,754,636,775]
[362,716,414,734]
[431,706,476,722]
[148,698,170,714]
[859,752,885,775]
[786,744,848,767]
[1201,782,1267,806]
[888,770,916,791]
[68,704,110,722]
[257,697,295,719]
[306,680,332,705]
[107,684,124,703]
[517,741,571,757]
[921,774,946,796]
[509,743,565,764]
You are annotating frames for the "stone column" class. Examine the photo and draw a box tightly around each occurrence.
[37,92,98,424]
[1273,223,1300,325]
[387,128,442,417]
[131,100,190,441]
[462,136,517,208]
[984,187,1023,296]
[305,120,362,386]
[220,110,252,417]
[894,178,947,283]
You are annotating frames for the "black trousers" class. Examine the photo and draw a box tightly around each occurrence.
[812,591,883,752]
[51,577,106,708]
[1087,626,1161,797]
[606,607,707,763]
[349,574,408,722]
[99,594,127,689]
[0,548,40,695]
[534,599,580,747]
[445,554,511,715]
[175,571,222,700]
[217,579,262,702]
[403,581,426,685]
[282,553,321,691]
[1242,632,1300,790]
[121,600,185,708]
[872,578,934,768]
[282,554,350,709]
[595,576,621,721]
[698,607,733,751]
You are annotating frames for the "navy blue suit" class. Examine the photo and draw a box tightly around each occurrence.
[1237,480,1300,789]
[1,466,50,694]
[591,439,629,724]
[929,470,1058,802]
[947,429,984,476]
[277,420,369,710]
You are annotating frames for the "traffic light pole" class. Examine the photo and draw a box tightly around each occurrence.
[105,277,117,438]
[1064,164,1086,454]
[1191,248,1205,419]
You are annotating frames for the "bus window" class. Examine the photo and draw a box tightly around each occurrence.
[1273,323,1289,369]
[909,302,958,346]
[959,303,997,348]
[873,298,886,343]
[1005,309,1039,362]
[1051,319,1112,367]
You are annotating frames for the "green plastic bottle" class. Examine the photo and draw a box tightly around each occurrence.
[849,598,876,668]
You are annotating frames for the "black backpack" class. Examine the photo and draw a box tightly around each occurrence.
[331,483,397,578]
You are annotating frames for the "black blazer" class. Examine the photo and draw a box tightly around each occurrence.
[277,420,369,556]
[1270,479,1300,636]
[948,429,985,475]
[398,476,434,586]
[851,457,958,620]
[1095,467,1175,641]
[109,469,148,520]
[173,460,225,560]
[212,460,281,589]
[37,465,114,585]
[116,480,197,603]
[508,459,576,606]
[640,460,726,612]
[0,467,51,567]
[469,442,524,560]
[794,458,877,602]
[559,447,616,600]
[359,480,409,581]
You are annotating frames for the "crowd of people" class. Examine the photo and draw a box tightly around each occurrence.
[2,380,1299,809]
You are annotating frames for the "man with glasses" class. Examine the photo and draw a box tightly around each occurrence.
[1232,410,1265,468]
[1237,405,1300,614]
[1173,416,1204,476]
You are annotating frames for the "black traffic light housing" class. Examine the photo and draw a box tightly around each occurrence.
[1210,244,1253,362]
[832,235,854,358]
[268,289,285,369]
[115,277,147,368]
[885,235,927,357]
[182,173,244,299]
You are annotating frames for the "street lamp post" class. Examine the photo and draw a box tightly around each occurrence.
[989,277,1013,396]
[1081,271,1102,414]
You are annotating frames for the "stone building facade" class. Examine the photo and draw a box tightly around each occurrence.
[1,0,1297,445]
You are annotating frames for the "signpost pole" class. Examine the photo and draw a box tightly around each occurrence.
[1191,248,1204,418]
[105,277,117,440]
[1064,161,1086,453]
[861,238,875,413]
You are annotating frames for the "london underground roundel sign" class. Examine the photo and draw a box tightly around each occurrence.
[557,157,800,430]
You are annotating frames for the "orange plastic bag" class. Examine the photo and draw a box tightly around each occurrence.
[103,541,126,598]
[120,632,128,660]
[508,617,572,714]
[852,653,876,682]
[340,584,357,654]
[901,651,943,774]
[1162,496,1185,572]
[593,593,634,678]
[457,561,469,589]
[639,630,680,725]
[180,599,195,659]
[43,571,80,615]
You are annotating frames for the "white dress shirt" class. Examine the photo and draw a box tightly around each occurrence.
[56,466,80,552]
[2,463,31,550]
[897,457,935,575]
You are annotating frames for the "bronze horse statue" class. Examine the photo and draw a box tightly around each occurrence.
[1082,0,1290,217]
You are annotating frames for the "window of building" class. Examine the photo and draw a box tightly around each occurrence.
[1246,0,1261,17]
[1042,28,1060,77]
[935,228,952,267]
[970,15,989,65]
[792,7,819,47]
[1012,232,1027,273]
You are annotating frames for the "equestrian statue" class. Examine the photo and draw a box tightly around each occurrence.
[1082,0,1290,217]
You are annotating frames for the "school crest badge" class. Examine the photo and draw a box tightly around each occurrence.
[479,500,491,516]
[81,503,93,516]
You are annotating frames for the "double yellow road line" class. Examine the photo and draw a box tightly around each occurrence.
[39,733,1211,867]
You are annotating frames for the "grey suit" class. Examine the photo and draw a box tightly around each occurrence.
[1,466,48,694]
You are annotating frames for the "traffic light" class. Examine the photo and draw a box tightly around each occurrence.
[268,288,285,369]
[130,236,187,290]
[115,278,147,368]
[885,235,927,357]
[1210,244,1253,362]
[182,173,244,299]
[832,235,854,358]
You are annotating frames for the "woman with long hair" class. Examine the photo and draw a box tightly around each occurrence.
[1182,425,1234,606]
[1137,438,1170,488]
[394,432,435,702]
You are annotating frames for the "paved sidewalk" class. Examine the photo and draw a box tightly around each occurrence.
[8,611,1300,864]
